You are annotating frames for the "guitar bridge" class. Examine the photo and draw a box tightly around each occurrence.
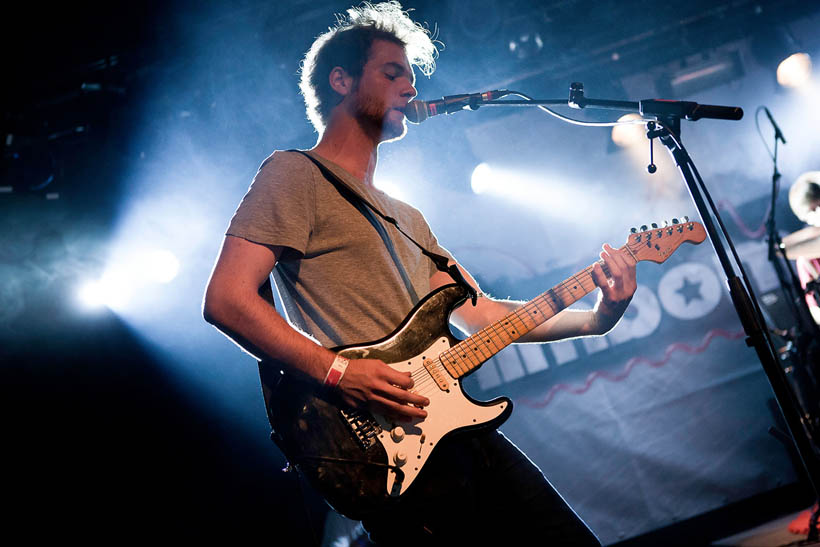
[340,409,383,450]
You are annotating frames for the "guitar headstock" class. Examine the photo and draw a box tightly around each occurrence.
[626,217,706,263]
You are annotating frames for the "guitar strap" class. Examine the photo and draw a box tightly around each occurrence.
[289,149,478,305]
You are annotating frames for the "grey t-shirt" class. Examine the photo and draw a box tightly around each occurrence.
[227,150,454,348]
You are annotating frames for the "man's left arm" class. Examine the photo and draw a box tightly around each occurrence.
[429,243,637,342]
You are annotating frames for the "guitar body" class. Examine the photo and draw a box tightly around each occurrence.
[267,284,513,520]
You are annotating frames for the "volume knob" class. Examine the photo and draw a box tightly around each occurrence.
[393,452,407,466]
[390,426,405,443]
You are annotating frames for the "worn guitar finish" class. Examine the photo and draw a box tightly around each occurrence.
[267,221,707,520]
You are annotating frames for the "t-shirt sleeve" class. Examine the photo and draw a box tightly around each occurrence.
[226,151,316,255]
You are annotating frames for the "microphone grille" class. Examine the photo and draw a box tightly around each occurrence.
[404,100,427,124]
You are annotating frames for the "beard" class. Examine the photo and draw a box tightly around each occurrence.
[352,86,406,142]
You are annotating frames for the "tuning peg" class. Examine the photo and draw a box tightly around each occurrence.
[663,219,669,227]
[672,218,679,224]
[640,224,648,231]
[651,222,658,229]
[683,215,689,222]
[630,227,638,233]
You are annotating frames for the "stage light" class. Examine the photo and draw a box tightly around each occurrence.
[777,52,812,88]
[470,163,493,194]
[140,249,180,284]
[78,276,132,311]
[77,248,179,312]
[611,114,645,148]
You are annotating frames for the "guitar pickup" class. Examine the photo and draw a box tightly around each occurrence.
[423,359,449,391]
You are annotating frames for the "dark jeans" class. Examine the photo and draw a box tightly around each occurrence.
[360,429,601,546]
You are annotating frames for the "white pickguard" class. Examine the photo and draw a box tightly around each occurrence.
[373,337,508,497]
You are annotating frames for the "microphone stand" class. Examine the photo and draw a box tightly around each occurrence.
[482,83,820,538]
[764,123,820,540]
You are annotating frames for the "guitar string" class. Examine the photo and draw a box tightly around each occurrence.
[435,233,651,377]
[442,262,599,376]
[404,232,674,389]
[393,229,685,403]
[467,227,660,362]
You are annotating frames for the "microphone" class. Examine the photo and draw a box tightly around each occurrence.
[763,107,787,144]
[404,90,509,124]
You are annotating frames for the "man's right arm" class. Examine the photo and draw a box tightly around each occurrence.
[202,235,428,420]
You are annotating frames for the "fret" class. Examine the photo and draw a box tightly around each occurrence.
[466,336,492,361]
[479,327,504,353]
[568,273,591,300]
[489,323,514,346]
[515,305,538,329]
[545,288,563,312]
[531,297,553,316]
[441,353,462,377]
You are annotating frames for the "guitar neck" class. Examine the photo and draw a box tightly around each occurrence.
[435,219,706,379]
[438,248,631,380]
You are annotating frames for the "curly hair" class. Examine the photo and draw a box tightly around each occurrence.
[299,1,438,133]
[789,171,820,223]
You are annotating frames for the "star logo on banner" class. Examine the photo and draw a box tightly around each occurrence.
[676,276,703,305]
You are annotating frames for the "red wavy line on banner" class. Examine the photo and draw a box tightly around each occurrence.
[717,199,768,239]
[517,328,746,409]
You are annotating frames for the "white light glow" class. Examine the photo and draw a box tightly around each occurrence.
[611,114,646,148]
[374,178,408,202]
[471,163,493,194]
[77,248,179,312]
[140,249,181,284]
[78,277,132,311]
[469,165,616,223]
[777,53,812,88]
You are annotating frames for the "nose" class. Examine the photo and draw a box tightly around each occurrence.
[403,82,417,100]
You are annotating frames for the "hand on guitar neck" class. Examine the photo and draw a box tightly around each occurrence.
[590,242,638,333]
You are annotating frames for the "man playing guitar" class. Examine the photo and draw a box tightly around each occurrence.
[203,2,637,544]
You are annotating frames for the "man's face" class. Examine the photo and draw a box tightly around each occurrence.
[349,39,417,142]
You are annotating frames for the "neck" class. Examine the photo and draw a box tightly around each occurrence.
[312,112,381,187]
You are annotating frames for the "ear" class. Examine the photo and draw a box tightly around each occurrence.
[328,66,354,97]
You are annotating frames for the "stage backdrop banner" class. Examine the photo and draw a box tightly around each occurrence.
[462,207,801,543]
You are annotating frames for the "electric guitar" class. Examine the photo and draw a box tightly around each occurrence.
[267,220,706,520]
